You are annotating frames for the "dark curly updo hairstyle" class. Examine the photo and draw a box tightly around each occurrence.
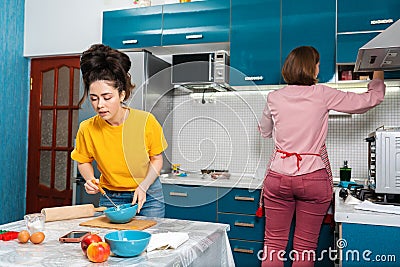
[78,44,135,107]
[282,46,320,86]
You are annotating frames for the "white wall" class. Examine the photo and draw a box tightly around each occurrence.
[23,0,180,57]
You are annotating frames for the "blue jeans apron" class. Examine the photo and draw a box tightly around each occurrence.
[99,178,165,218]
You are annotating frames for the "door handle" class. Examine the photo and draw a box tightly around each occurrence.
[234,222,255,228]
[169,192,188,197]
[233,247,254,254]
[186,34,203,40]
[122,39,138,45]
[234,196,255,202]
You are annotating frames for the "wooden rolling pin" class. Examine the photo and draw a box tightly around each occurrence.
[41,204,106,222]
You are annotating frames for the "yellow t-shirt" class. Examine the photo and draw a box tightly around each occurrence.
[71,108,168,191]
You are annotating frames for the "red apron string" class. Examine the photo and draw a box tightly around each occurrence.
[276,149,320,171]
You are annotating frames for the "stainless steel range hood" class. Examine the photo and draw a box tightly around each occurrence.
[354,19,400,72]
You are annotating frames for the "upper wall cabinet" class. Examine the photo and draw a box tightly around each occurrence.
[281,0,336,83]
[162,0,230,46]
[230,0,281,86]
[338,0,400,33]
[102,6,163,49]
[337,0,400,63]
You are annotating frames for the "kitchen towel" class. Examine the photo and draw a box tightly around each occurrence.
[354,200,400,215]
[147,232,189,252]
[41,204,105,222]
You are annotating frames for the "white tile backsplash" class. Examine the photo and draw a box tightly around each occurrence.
[170,85,400,182]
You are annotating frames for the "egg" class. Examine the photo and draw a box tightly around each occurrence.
[17,230,30,243]
[30,231,45,244]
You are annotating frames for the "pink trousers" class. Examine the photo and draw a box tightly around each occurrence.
[261,169,332,267]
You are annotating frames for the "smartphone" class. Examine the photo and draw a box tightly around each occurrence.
[59,231,91,243]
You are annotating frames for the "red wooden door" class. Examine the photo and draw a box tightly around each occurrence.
[27,56,81,213]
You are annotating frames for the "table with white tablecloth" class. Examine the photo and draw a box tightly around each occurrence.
[0,215,235,267]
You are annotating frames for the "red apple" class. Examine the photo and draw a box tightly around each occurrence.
[81,234,103,255]
[86,242,110,263]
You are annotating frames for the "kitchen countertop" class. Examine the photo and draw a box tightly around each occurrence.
[160,173,264,190]
[0,215,234,267]
[334,188,400,227]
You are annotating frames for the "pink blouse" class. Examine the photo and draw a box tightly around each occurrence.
[259,79,386,176]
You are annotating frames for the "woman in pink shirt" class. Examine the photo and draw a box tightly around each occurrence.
[259,46,385,267]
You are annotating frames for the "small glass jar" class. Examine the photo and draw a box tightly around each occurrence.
[24,213,46,233]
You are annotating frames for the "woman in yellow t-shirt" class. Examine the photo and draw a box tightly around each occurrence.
[71,44,168,217]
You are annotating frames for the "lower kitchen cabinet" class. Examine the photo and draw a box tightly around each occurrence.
[337,223,400,267]
[229,239,264,267]
[217,188,265,266]
[163,184,217,222]
[162,184,334,266]
[217,187,334,267]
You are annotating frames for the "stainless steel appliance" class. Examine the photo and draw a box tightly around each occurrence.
[366,126,400,195]
[171,51,230,91]
[73,50,173,205]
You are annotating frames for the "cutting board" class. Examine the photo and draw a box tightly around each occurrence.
[79,216,157,230]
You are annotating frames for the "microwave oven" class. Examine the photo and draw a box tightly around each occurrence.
[171,51,230,89]
[366,126,400,194]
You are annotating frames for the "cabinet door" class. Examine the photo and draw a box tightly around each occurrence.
[230,0,281,86]
[338,0,400,33]
[281,0,336,83]
[102,6,163,49]
[337,32,380,64]
[340,223,400,266]
[163,184,217,222]
[229,239,264,267]
[218,213,265,242]
[218,188,261,214]
[162,0,230,46]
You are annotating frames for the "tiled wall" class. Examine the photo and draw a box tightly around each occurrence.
[170,83,400,183]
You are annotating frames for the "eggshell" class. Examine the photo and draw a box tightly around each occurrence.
[17,230,30,243]
[30,232,45,244]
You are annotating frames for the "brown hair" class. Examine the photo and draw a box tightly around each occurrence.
[281,46,320,86]
[78,44,135,107]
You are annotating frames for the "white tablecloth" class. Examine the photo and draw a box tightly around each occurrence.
[0,215,235,267]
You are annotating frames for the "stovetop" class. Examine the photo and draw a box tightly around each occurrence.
[339,183,400,206]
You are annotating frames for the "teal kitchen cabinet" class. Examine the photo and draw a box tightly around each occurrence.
[337,32,380,64]
[337,0,400,79]
[337,0,400,33]
[217,188,265,267]
[217,188,334,267]
[230,0,281,86]
[162,0,230,46]
[281,0,336,83]
[102,6,163,50]
[163,184,217,222]
[338,223,400,266]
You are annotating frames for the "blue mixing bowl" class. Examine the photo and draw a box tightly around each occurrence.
[105,230,151,257]
[104,203,138,223]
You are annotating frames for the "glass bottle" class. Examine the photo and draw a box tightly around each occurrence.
[340,160,351,182]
